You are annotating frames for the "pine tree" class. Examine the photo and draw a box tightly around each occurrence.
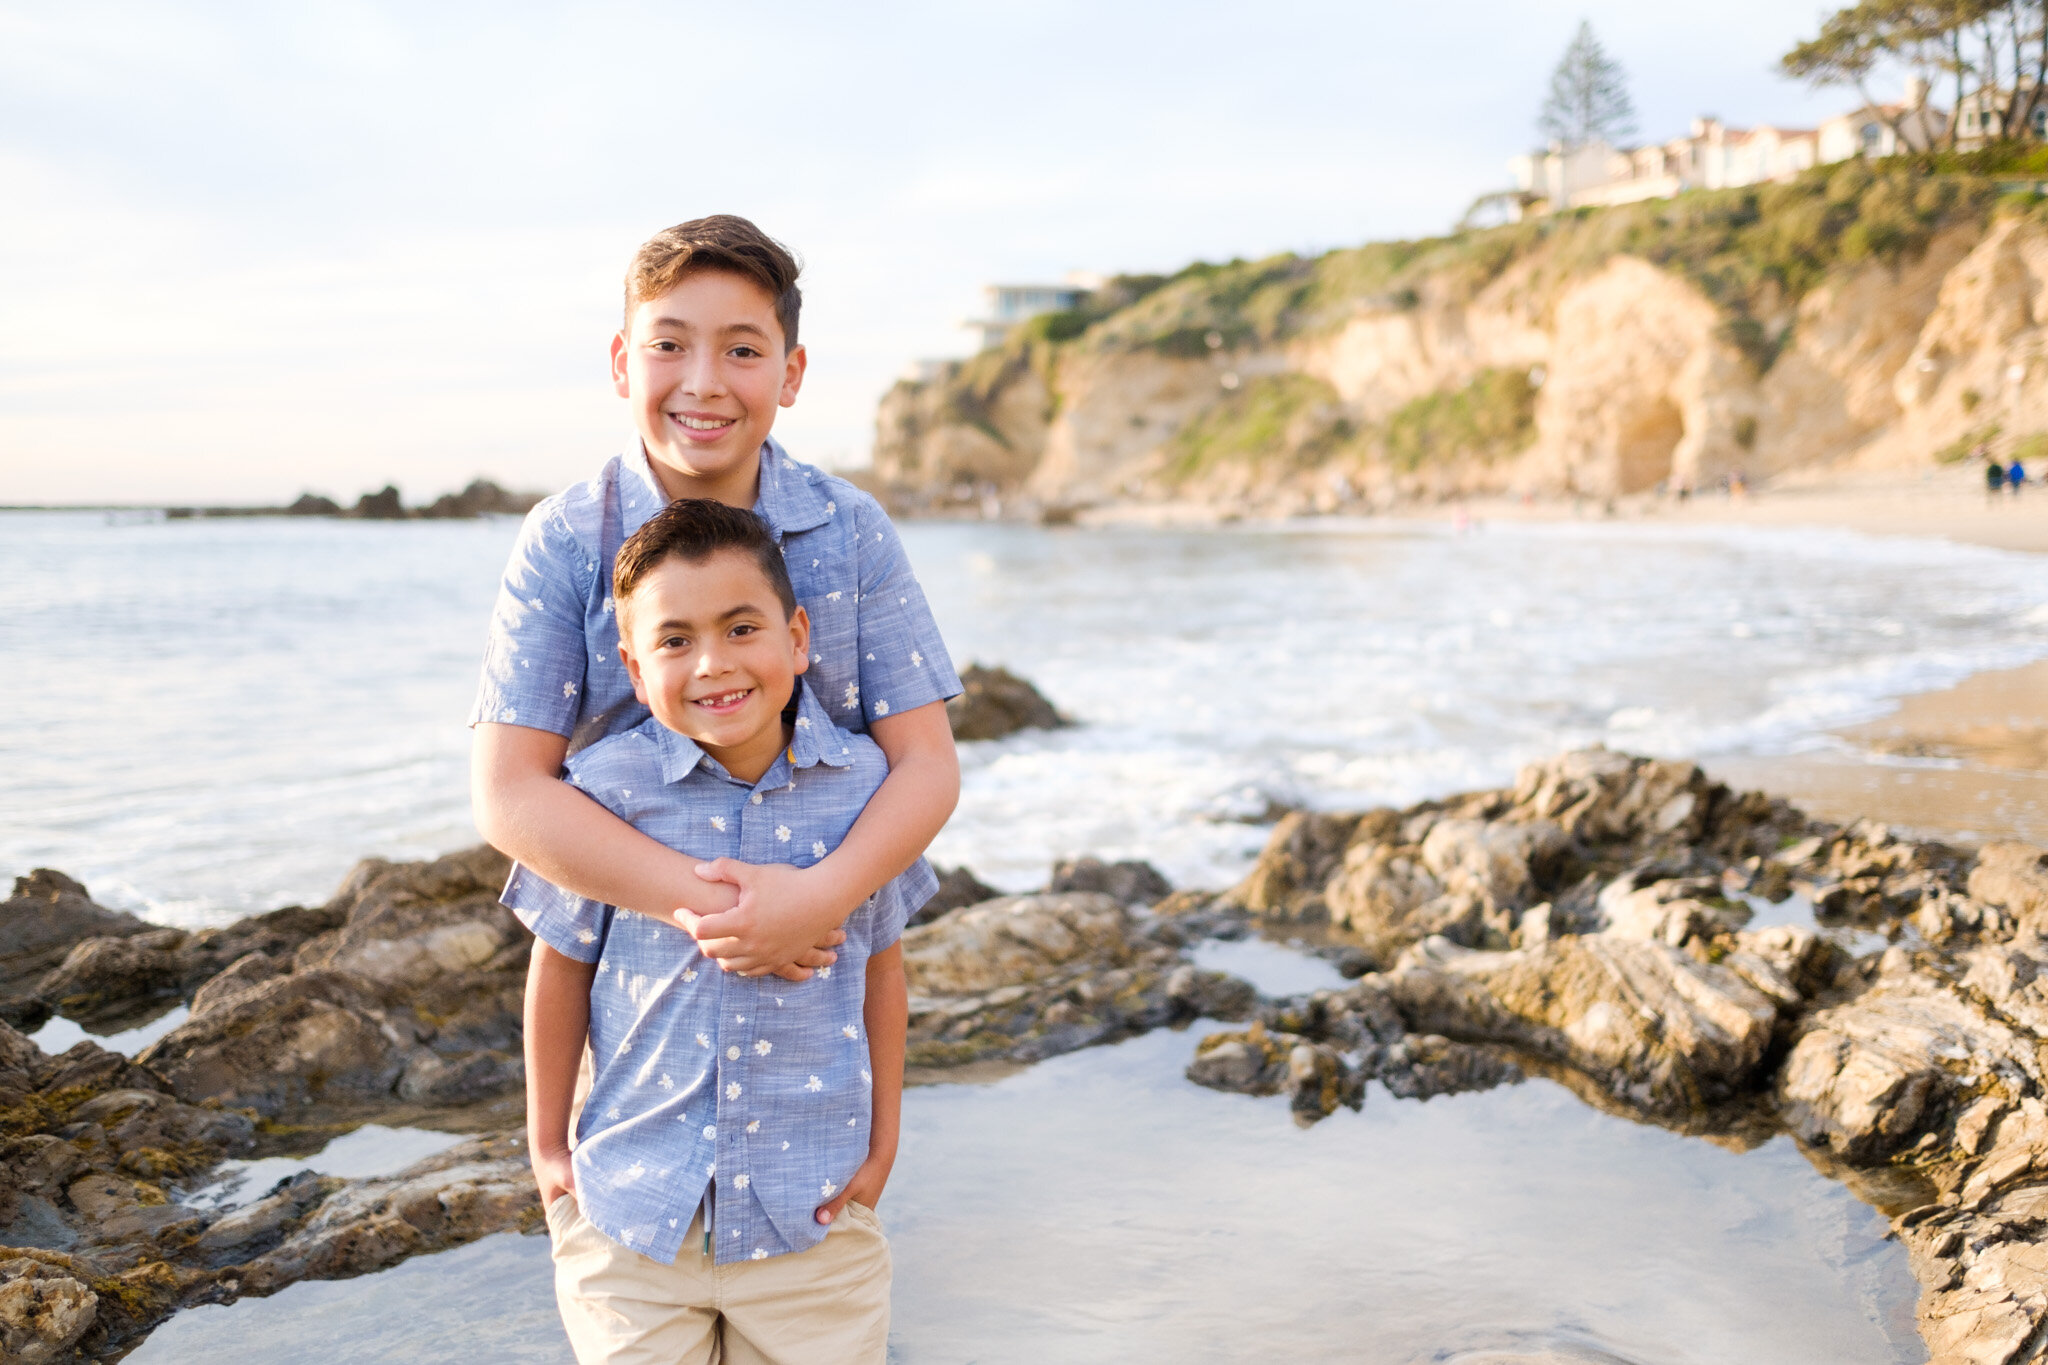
[1538,20,1637,151]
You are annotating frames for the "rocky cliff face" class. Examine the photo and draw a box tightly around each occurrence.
[875,166,2048,513]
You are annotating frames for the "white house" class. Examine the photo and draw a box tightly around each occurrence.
[1509,78,1947,216]
[963,274,1099,351]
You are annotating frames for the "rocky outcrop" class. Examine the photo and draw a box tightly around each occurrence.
[945,663,1068,741]
[1183,749,2048,1362]
[0,873,151,1029]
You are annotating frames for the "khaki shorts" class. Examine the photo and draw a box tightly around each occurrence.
[546,1193,891,1365]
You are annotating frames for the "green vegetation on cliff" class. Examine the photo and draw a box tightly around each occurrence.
[1384,369,1539,471]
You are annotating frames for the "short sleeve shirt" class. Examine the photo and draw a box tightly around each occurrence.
[470,437,960,905]
[507,680,920,1265]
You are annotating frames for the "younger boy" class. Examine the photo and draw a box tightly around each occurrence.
[519,498,918,1362]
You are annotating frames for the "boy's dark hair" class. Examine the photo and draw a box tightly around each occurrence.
[625,215,803,349]
[614,499,798,621]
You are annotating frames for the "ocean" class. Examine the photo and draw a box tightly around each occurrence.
[5,508,2048,924]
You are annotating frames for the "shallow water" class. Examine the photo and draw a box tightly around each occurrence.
[133,1025,1924,1365]
[28,1005,188,1057]
[5,511,2048,923]
[178,1123,470,1212]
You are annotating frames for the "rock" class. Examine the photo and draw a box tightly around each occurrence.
[351,485,405,519]
[1164,965,1257,1021]
[138,969,410,1117]
[1375,1033,1525,1101]
[237,1134,538,1294]
[0,871,150,1019]
[0,1258,97,1364]
[1592,871,1749,947]
[902,893,1181,1068]
[945,664,1067,741]
[193,1170,335,1262]
[1778,935,2048,1163]
[1186,1022,1364,1121]
[1227,810,1368,921]
[901,893,1137,996]
[909,865,1001,928]
[1385,934,1784,1115]
[413,479,542,520]
[1968,841,2048,932]
[284,492,342,516]
[1049,856,1171,906]
[1510,749,1715,845]
[36,929,190,1028]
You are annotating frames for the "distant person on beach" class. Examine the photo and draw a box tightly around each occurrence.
[468,217,960,1360]
[1987,457,2007,504]
[2011,457,2028,497]
[520,500,918,1361]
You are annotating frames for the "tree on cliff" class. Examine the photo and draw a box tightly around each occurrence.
[1537,21,1637,151]
[1783,1,2048,151]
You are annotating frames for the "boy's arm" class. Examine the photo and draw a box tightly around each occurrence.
[473,722,843,977]
[524,940,597,1207]
[819,941,906,1225]
[692,702,958,975]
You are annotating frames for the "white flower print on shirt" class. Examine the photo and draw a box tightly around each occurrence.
[751,1248,768,1260]
[775,825,792,842]
[696,1033,711,1048]
[682,968,697,982]
[726,1081,742,1100]
[841,1025,859,1040]
[754,1039,772,1056]
[710,815,727,832]
[875,700,890,716]
[659,1074,675,1090]
[817,965,833,979]
[825,590,842,602]
[812,842,827,859]
[576,928,597,945]
[794,717,811,729]
[842,682,859,709]
[746,1119,761,1134]
[805,1075,824,1092]
[820,1180,838,1198]
[911,649,923,666]
[562,681,577,699]
[825,500,836,515]
[733,1173,751,1190]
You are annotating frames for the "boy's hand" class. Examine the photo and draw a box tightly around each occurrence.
[816,1149,893,1225]
[532,1144,576,1210]
[688,860,854,978]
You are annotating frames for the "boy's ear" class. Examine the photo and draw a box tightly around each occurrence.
[787,604,811,673]
[610,330,631,399]
[778,344,806,409]
[619,637,650,704]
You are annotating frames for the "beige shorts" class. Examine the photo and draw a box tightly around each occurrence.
[546,1193,891,1365]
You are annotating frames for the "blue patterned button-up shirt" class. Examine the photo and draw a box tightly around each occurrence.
[507,681,921,1266]
[470,436,960,912]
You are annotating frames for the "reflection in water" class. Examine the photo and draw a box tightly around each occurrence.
[132,1026,1924,1364]
[29,1005,189,1058]
[181,1124,469,1212]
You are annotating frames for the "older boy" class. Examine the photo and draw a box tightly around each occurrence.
[472,215,960,980]
[521,499,916,1362]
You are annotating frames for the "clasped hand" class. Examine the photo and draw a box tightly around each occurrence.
[675,859,850,982]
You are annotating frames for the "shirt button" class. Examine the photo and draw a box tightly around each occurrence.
[750,793,763,804]
[727,1046,740,1060]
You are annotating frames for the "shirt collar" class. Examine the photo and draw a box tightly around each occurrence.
[646,678,852,787]
[622,437,832,543]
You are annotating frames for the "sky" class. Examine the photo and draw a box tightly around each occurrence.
[1,1,1869,505]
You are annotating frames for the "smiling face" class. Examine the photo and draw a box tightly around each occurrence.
[610,269,808,506]
[617,547,811,783]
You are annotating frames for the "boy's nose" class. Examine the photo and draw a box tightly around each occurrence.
[678,354,726,398]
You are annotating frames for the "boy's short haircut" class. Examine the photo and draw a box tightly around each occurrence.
[625,215,803,349]
[614,499,799,622]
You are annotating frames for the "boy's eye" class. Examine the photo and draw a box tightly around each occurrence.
[730,623,756,637]
[650,340,681,353]
[729,346,760,359]
[660,634,689,649]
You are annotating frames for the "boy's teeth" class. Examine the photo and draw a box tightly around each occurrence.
[677,416,733,430]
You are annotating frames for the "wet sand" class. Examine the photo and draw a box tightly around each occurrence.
[1711,657,2048,846]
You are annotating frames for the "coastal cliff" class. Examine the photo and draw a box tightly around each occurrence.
[874,161,2048,514]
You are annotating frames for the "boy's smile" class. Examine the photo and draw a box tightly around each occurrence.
[611,270,806,507]
[617,549,811,784]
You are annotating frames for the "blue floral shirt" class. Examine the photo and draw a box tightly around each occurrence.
[470,436,960,911]
[507,681,921,1265]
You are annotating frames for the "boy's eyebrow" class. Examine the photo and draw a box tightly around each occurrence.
[649,603,772,632]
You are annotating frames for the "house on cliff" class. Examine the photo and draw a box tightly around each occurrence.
[1509,78,1946,214]
[962,274,1101,351]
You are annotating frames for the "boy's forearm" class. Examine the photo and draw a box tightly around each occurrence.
[863,944,907,1162]
[473,722,739,921]
[524,942,597,1159]
[812,703,959,921]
